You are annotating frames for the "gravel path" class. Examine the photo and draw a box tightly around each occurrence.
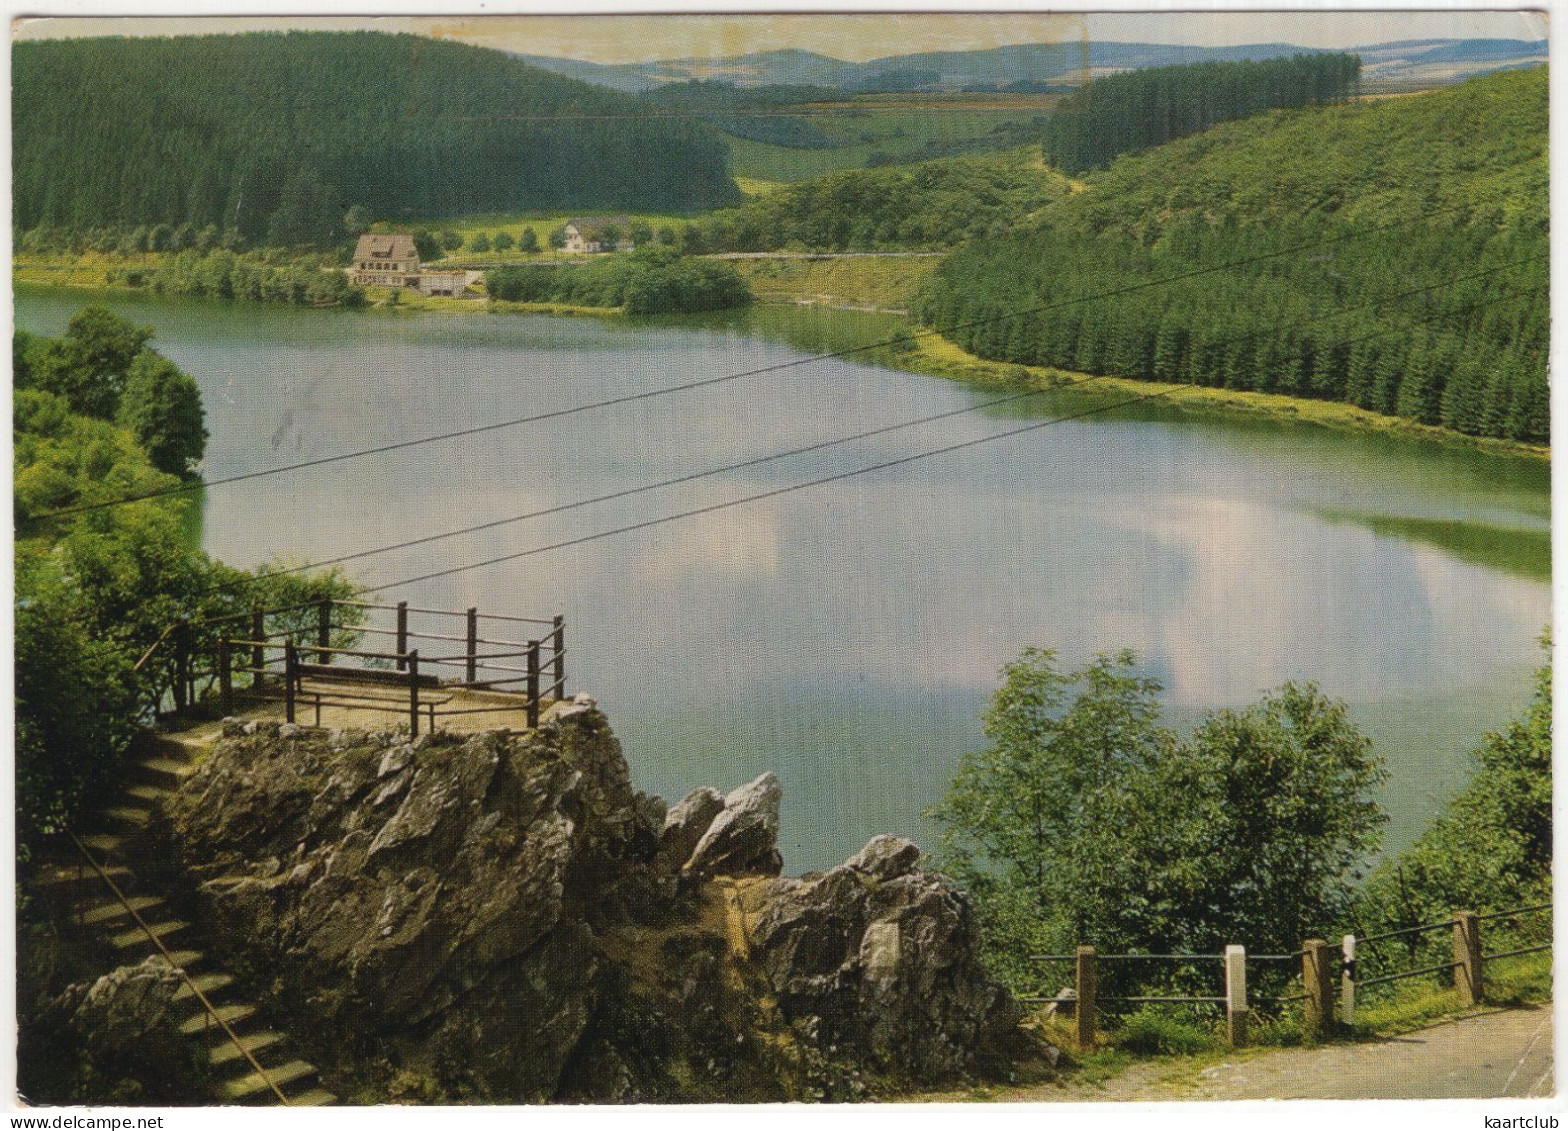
[932,1005,1554,1102]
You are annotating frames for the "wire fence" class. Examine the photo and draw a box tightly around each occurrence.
[1026,901,1551,1048]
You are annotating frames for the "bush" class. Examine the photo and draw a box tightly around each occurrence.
[117,352,208,476]
[1110,1009,1221,1056]
[487,246,751,314]
[929,648,1386,993]
[18,306,152,419]
[1354,638,1551,947]
[14,315,359,858]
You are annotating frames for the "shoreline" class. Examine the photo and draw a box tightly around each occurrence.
[902,333,1551,462]
[16,270,1548,461]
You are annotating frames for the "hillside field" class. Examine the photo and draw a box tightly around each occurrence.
[722,94,1058,181]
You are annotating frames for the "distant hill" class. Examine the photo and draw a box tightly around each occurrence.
[13,31,740,245]
[1354,38,1548,85]
[917,68,1548,443]
[515,37,1546,93]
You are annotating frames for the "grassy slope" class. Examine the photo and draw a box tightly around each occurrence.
[731,257,940,312]
[724,96,1057,181]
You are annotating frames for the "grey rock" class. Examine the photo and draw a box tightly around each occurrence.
[165,714,1026,1102]
[846,835,921,882]
[659,787,724,870]
[377,744,413,779]
[39,958,211,1103]
[745,848,1021,1080]
[167,708,655,1101]
[1042,986,1076,1019]
[56,957,185,1051]
[684,772,783,878]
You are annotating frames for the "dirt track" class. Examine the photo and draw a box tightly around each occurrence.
[934,1005,1555,1102]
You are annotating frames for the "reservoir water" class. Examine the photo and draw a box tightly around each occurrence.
[16,287,1551,870]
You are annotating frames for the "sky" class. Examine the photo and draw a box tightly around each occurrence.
[11,6,1549,63]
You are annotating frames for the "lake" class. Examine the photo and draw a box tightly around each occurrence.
[15,287,1551,870]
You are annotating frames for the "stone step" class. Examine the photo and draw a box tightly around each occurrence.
[100,805,152,829]
[286,1088,338,1106]
[79,833,125,855]
[32,862,130,887]
[172,971,235,1001]
[109,919,190,949]
[135,756,197,786]
[219,1059,317,1100]
[209,1030,284,1065]
[124,783,169,804]
[152,948,204,971]
[80,895,164,925]
[177,1001,256,1036]
[149,732,217,757]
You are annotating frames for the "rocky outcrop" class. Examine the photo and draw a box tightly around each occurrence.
[168,704,664,1101]
[742,847,1021,1082]
[29,958,211,1104]
[658,786,724,871]
[846,834,922,881]
[54,958,187,1053]
[682,772,784,878]
[161,707,1034,1102]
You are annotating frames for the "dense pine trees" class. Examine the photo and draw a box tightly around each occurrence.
[918,68,1548,443]
[1042,54,1362,173]
[918,220,1546,442]
[13,32,739,247]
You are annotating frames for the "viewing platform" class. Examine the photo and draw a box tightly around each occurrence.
[140,598,567,737]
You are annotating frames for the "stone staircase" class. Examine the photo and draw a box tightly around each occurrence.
[32,732,338,1106]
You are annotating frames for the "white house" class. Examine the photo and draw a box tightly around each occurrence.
[562,217,634,254]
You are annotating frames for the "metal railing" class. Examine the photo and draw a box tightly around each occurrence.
[143,598,566,737]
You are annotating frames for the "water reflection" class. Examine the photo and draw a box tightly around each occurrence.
[15,286,1550,868]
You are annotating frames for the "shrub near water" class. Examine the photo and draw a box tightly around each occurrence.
[127,248,367,308]
[487,246,752,313]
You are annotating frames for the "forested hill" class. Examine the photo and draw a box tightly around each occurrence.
[12,32,740,245]
[1041,54,1362,174]
[916,67,1548,443]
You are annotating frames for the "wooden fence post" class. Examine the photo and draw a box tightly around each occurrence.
[1225,944,1248,1047]
[218,638,233,716]
[1340,934,1357,1029]
[1075,945,1097,1049]
[466,607,479,684]
[317,599,332,664]
[395,601,409,672]
[526,641,541,729]
[1453,911,1483,1006]
[250,607,265,690]
[408,650,421,738]
[551,615,566,699]
[283,640,297,724]
[1302,938,1334,1037]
